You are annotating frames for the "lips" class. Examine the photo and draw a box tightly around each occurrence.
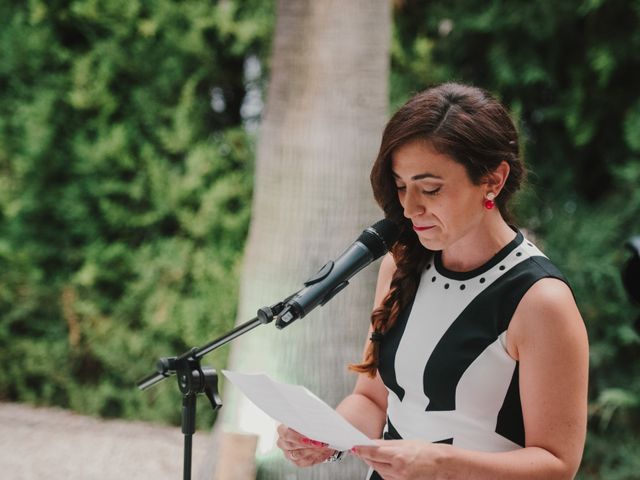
[413,225,435,232]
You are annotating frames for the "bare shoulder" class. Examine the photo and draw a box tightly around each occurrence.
[374,252,397,303]
[379,252,397,279]
[517,277,582,326]
[509,277,587,358]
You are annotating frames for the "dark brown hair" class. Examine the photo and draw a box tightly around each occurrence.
[350,83,525,377]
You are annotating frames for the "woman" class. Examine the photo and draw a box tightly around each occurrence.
[277,83,588,479]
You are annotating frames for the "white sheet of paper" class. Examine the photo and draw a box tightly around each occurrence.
[222,370,375,451]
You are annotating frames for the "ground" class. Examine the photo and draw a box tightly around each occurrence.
[0,402,214,480]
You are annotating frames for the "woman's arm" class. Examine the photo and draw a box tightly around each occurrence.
[335,366,388,440]
[354,277,589,480]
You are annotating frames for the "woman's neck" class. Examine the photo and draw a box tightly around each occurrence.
[440,217,516,273]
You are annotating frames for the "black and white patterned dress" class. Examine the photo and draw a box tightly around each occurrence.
[368,230,567,480]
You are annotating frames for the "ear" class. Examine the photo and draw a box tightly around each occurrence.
[484,161,510,195]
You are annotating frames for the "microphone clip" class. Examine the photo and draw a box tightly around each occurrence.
[256,301,286,325]
[273,260,351,330]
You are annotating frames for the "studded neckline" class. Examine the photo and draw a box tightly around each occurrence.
[433,229,524,281]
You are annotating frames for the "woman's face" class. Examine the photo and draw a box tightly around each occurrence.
[391,140,487,252]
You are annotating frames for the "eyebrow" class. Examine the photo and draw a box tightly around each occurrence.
[391,171,443,181]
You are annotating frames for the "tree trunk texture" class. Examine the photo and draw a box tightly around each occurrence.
[215,1,391,478]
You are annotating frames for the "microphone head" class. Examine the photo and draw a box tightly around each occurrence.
[358,219,400,259]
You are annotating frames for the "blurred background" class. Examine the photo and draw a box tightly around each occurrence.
[1,0,639,479]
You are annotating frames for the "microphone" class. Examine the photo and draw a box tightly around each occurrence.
[275,219,399,329]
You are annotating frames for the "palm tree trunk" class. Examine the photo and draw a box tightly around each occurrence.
[217,1,391,478]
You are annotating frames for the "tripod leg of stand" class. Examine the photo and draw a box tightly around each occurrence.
[182,393,197,480]
[184,434,193,480]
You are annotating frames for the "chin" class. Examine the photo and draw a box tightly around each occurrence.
[417,237,443,251]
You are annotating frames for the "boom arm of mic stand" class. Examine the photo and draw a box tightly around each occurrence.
[136,301,285,391]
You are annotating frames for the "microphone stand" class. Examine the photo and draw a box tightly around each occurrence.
[136,301,287,480]
[137,220,396,479]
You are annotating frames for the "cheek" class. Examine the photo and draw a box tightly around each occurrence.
[429,196,449,218]
[453,193,484,225]
[433,194,476,226]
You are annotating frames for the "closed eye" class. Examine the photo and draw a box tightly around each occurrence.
[423,187,441,196]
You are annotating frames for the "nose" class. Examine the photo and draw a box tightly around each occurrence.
[402,186,425,219]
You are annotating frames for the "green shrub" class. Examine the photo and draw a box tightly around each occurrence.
[0,0,272,427]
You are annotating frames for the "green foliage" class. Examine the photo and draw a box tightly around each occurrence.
[538,165,640,475]
[3,2,640,477]
[0,0,273,427]
[392,0,640,476]
[393,0,640,200]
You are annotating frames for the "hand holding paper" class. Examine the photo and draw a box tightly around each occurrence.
[222,370,375,452]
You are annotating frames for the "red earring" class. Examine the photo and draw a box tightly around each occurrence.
[484,192,496,210]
